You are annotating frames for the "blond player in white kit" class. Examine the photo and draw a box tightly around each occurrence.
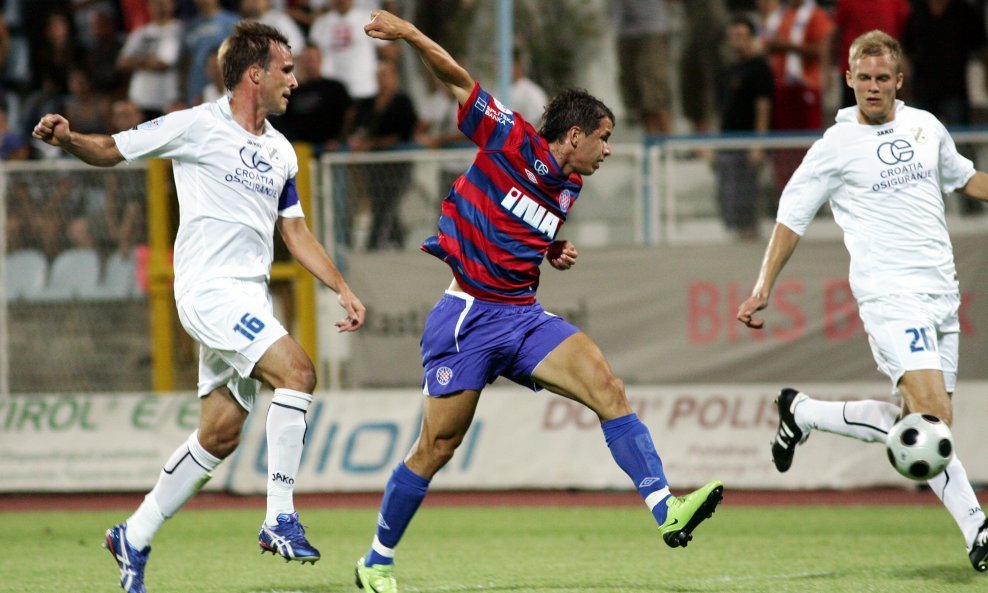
[33,21,365,593]
[737,30,988,572]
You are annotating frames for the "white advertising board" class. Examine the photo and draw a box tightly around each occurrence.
[3,383,986,493]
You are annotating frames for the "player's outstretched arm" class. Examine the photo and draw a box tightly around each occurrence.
[737,222,801,329]
[364,10,473,105]
[32,114,124,167]
[277,217,366,332]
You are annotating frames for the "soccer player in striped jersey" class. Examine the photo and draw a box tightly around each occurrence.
[34,22,366,593]
[353,10,724,593]
[738,30,988,572]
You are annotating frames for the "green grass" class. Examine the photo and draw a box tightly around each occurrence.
[1,505,981,593]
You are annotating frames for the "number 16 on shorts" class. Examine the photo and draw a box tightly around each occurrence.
[233,313,266,341]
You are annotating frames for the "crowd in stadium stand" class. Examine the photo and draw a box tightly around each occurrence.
[2,0,987,252]
[2,1,985,156]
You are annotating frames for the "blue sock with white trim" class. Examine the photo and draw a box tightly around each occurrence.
[365,462,431,566]
[602,413,671,525]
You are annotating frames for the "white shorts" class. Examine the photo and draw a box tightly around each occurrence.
[858,293,960,393]
[176,278,288,411]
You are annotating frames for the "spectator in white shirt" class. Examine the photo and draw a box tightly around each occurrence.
[241,0,307,55]
[308,0,384,103]
[510,47,548,126]
[117,0,184,120]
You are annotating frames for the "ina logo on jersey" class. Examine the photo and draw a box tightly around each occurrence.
[501,187,560,239]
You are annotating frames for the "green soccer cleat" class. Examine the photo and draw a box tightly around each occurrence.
[659,480,724,548]
[354,557,398,592]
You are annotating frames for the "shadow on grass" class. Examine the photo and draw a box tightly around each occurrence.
[893,563,980,585]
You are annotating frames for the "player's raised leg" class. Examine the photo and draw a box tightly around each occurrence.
[771,387,900,471]
[356,390,481,592]
[533,332,723,548]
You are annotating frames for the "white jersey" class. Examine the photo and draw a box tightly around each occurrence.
[112,96,303,299]
[777,101,975,303]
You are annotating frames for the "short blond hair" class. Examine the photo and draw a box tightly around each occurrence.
[848,30,903,72]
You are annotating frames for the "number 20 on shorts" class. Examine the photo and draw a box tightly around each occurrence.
[905,326,935,353]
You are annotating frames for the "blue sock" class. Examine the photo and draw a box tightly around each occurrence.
[602,413,671,525]
[365,463,430,566]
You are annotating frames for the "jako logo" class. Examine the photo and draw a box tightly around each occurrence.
[240,146,273,172]
[271,472,294,485]
[500,187,560,239]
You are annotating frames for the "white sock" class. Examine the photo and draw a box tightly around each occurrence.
[125,431,220,550]
[265,388,312,525]
[928,456,987,549]
[794,397,900,443]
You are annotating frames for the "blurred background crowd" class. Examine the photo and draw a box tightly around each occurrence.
[3,0,985,156]
[2,0,988,251]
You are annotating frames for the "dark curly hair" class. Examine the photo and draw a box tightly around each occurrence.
[538,88,615,142]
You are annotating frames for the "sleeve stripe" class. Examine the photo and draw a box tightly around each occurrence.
[278,177,300,212]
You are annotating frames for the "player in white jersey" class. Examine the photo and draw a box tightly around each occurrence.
[737,30,988,572]
[33,22,366,593]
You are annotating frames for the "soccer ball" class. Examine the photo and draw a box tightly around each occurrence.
[885,413,954,481]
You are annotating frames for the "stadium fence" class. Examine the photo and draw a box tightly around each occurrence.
[5,132,988,395]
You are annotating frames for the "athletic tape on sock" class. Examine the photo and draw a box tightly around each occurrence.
[644,487,671,511]
[371,535,396,559]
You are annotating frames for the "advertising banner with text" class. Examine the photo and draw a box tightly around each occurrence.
[3,384,986,493]
[338,236,988,387]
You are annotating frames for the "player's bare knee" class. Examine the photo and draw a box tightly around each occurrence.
[606,373,626,398]
[293,363,317,394]
[592,373,631,418]
[408,440,457,477]
[198,429,240,459]
[282,356,317,393]
[425,435,462,468]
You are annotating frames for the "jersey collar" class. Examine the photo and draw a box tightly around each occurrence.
[836,99,904,125]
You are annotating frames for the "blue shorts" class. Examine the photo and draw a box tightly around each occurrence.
[420,290,580,396]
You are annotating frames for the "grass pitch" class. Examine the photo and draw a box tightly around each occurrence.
[1,504,981,593]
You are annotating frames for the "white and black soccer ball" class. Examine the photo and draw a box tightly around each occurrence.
[885,413,954,481]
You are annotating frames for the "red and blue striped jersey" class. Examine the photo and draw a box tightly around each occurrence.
[421,82,583,304]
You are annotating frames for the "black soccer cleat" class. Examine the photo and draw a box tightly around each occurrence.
[971,518,988,572]
[771,388,809,473]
